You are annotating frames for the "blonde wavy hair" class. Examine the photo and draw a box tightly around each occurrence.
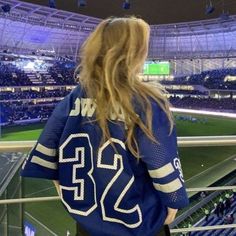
[76,16,173,158]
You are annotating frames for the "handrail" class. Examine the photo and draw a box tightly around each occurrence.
[1,135,236,152]
[0,196,60,205]
[187,186,236,192]
[0,197,236,233]
[178,135,236,147]
[1,185,235,205]
[0,138,236,234]
[0,198,236,234]
[170,224,236,233]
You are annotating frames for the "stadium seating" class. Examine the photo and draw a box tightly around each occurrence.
[1,102,56,125]
[169,96,236,111]
[1,60,236,125]
[0,61,76,87]
[0,90,70,100]
[191,196,236,236]
[0,63,32,86]
[162,68,236,90]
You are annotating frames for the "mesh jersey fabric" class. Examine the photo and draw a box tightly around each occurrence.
[21,85,189,236]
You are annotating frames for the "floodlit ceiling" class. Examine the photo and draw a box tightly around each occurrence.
[20,0,236,25]
[1,0,236,60]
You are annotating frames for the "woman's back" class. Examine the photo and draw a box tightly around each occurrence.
[21,16,189,236]
[21,85,188,236]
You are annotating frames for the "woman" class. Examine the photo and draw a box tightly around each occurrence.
[21,17,189,236]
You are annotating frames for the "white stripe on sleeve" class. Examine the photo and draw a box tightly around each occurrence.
[148,163,175,179]
[35,143,56,157]
[153,178,182,193]
[31,156,57,170]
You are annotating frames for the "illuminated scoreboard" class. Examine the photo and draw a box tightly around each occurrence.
[143,61,170,75]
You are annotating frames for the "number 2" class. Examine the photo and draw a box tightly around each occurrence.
[98,138,142,228]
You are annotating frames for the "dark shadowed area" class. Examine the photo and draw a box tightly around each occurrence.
[20,0,236,24]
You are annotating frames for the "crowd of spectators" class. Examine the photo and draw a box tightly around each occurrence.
[0,89,71,101]
[162,68,236,90]
[166,89,208,96]
[1,96,235,125]
[170,96,236,112]
[0,63,32,86]
[182,190,236,236]
[203,192,235,230]
[48,62,76,85]
[1,61,236,126]
[0,61,76,87]
[1,102,56,124]
[1,60,236,89]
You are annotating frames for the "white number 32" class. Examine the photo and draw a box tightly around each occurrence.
[59,133,142,228]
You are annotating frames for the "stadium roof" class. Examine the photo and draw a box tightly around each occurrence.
[0,0,102,59]
[19,0,236,25]
[1,0,236,60]
[0,0,101,27]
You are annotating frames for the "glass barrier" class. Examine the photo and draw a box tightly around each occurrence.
[0,138,236,235]
[0,169,22,236]
[22,178,76,236]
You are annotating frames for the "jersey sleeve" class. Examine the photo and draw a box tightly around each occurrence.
[20,95,72,180]
[138,102,189,209]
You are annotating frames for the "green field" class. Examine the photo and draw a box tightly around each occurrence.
[2,114,236,180]
[2,114,236,141]
[1,114,236,235]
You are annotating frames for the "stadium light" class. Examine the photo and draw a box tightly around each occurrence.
[78,0,87,7]
[205,0,215,15]
[48,0,56,8]
[1,4,11,13]
[123,0,131,9]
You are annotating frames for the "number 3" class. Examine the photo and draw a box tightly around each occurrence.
[59,134,142,228]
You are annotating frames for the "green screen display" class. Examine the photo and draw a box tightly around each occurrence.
[143,62,170,75]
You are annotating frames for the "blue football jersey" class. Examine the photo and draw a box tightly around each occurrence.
[21,85,189,236]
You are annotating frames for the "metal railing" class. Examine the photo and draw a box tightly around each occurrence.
[1,135,236,152]
[171,224,236,233]
[0,136,236,234]
[0,185,236,205]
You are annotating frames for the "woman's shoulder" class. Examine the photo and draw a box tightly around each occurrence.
[70,83,83,97]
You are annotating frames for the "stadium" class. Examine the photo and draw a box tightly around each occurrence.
[0,0,236,235]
